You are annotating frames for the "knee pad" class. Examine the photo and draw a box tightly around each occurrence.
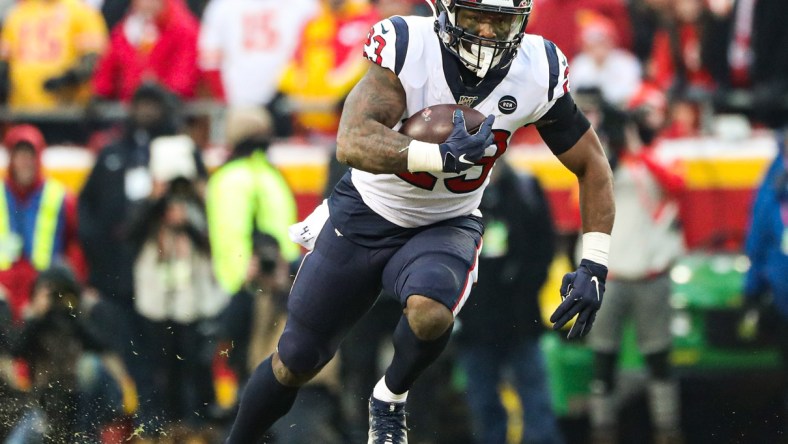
[415,261,460,293]
[277,317,336,374]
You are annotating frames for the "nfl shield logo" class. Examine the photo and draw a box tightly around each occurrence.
[458,95,478,107]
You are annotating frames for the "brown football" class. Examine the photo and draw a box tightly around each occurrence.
[398,104,487,144]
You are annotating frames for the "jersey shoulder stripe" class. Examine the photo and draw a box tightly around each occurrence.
[390,16,409,75]
[517,35,570,107]
[363,16,431,77]
[543,39,560,101]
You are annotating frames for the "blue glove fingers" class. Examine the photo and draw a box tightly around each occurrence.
[583,312,598,337]
[551,298,583,329]
[471,115,495,145]
[566,318,581,338]
[551,274,577,323]
[473,129,493,149]
[478,114,495,134]
[549,291,572,323]
[559,272,576,298]
[567,306,593,339]
[452,109,467,134]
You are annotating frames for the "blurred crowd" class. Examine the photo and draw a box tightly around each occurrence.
[0,0,786,443]
[0,0,782,144]
[0,0,430,148]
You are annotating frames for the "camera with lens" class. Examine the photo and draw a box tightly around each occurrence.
[253,232,281,277]
[34,266,81,317]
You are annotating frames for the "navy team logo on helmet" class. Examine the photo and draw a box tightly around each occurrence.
[430,0,532,78]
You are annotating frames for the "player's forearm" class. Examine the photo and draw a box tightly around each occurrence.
[336,62,410,174]
[336,116,411,174]
[578,159,615,235]
[557,129,615,235]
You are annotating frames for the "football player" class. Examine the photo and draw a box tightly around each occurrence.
[225,1,615,443]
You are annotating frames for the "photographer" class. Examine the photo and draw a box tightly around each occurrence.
[5,266,133,443]
[127,135,223,435]
[215,233,342,443]
[0,291,27,441]
[215,233,292,384]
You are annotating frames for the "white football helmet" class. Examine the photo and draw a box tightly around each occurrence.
[430,0,532,78]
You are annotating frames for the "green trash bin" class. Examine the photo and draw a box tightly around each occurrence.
[542,253,782,417]
[670,253,781,370]
[542,323,643,417]
[542,332,592,417]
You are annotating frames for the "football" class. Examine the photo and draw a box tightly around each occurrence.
[398,104,487,144]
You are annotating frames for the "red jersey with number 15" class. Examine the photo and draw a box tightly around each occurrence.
[198,0,318,106]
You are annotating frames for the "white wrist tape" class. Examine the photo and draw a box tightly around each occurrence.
[582,232,611,267]
[406,140,443,172]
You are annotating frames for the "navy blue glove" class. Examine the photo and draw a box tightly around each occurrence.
[438,110,494,173]
[550,259,608,339]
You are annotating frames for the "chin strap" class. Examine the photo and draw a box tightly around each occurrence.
[459,44,496,78]
[476,47,495,78]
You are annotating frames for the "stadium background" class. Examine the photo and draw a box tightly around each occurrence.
[0,0,786,442]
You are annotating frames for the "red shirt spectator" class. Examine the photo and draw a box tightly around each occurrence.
[649,25,715,92]
[527,0,633,59]
[278,0,379,135]
[92,0,200,101]
[648,0,715,93]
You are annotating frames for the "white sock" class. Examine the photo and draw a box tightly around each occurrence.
[372,377,408,403]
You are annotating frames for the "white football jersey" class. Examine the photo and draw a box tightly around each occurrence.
[199,0,318,106]
[352,15,571,228]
